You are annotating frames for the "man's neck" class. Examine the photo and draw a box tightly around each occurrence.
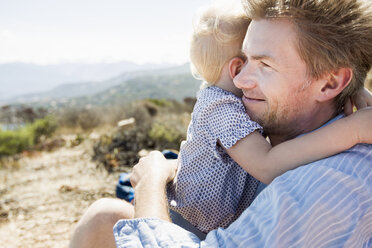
[269,106,339,146]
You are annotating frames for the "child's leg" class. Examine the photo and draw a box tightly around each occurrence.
[69,198,134,248]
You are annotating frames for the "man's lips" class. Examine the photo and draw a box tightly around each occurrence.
[242,95,265,102]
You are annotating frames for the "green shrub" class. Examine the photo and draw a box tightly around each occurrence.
[0,128,33,156]
[148,123,184,150]
[92,98,192,170]
[30,116,57,143]
[0,116,57,157]
[146,98,173,107]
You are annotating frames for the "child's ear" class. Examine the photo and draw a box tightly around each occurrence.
[228,57,245,79]
[315,67,353,102]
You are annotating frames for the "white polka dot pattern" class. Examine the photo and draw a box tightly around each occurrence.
[167,86,262,233]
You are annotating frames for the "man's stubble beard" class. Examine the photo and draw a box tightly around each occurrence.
[251,100,294,138]
[250,83,312,142]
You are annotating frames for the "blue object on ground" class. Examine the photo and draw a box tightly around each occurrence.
[162,150,178,159]
[116,173,135,202]
[118,172,132,187]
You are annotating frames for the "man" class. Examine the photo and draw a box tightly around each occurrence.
[71,0,372,247]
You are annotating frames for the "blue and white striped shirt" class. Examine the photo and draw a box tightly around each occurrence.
[113,117,372,247]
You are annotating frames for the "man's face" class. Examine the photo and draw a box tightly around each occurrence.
[233,19,316,141]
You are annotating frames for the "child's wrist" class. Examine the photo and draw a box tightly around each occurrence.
[346,114,360,144]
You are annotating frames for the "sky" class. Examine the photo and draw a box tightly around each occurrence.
[0,0,240,65]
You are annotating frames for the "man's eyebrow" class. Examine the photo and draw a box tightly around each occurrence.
[240,46,277,63]
[250,54,275,62]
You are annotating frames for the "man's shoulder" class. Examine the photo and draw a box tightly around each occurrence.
[286,143,372,182]
[304,114,372,172]
[261,143,372,212]
[245,145,372,248]
[310,143,372,165]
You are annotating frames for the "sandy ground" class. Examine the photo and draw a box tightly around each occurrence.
[0,136,124,248]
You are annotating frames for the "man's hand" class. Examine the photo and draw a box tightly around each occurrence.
[130,151,178,221]
[130,151,178,189]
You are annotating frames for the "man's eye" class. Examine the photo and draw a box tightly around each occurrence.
[261,61,270,67]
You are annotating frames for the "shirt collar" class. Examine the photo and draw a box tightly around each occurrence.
[300,114,344,137]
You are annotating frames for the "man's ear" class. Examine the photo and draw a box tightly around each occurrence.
[228,57,245,79]
[316,67,353,102]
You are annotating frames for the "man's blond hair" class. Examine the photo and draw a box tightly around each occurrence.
[190,5,250,85]
[242,0,372,111]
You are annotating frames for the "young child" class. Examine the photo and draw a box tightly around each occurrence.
[166,4,372,234]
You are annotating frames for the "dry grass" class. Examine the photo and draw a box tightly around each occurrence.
[0,136,122,248]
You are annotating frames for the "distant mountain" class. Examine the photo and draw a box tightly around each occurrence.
[0,61,172,101]
[3,63,202,108]
[73,72,201,107]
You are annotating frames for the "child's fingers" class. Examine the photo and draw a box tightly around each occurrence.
[353,96,368,110]
[352,88,372,110]
[366,94,372,107]
[362,88,372,107]
[343,97,354,115]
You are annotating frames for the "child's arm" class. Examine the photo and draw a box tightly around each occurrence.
[226,108,372,184]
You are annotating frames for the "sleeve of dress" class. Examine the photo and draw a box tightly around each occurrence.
[201,95,262,149]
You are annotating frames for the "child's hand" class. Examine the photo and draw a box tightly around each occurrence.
[344,88,372,115]
[353,88,372,109]
[345,88,372,115]
[350,107,372,144]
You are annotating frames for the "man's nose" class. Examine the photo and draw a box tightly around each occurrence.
[233,63,257,90]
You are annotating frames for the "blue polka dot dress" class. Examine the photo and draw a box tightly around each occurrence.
[167,86,263,233]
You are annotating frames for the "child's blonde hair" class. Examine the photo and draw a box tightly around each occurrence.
[190,4,250,86]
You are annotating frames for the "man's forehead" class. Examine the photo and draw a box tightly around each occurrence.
[242,19,299,61]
